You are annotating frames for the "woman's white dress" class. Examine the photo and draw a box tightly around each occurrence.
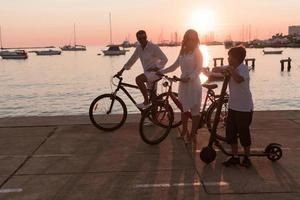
[161,49,203,113]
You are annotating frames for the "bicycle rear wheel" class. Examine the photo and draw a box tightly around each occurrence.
[139,103,174,145]
[89,94,127,131]
[206,99,228,141]
[157,92,182,128]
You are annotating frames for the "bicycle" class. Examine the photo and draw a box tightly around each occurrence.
[139,74,229,145]
[89,73,173,131]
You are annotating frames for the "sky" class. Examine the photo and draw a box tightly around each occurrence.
[0,0,300,47]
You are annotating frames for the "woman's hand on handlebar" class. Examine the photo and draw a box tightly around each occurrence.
[180,77,190,83]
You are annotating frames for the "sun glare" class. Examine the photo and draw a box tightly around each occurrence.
[198,45,210,83]
[199,73,208,84]
[189,9,216,34]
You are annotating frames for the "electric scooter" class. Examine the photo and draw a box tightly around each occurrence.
[200,75,283,164]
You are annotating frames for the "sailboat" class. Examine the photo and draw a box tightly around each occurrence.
[101,13,126,56]
[60,24,86,51]
[0,26,28,59]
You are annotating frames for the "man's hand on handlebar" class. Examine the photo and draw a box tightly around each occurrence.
[147,67,160,72]
[155,71,163,77]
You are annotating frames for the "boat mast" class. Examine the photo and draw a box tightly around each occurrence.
[73,23,77,46]
[0,25,3,49]
[109,12,112,44]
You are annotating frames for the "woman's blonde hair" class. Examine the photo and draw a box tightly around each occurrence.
[180,29,200,55]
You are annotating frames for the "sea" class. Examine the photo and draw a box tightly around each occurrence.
[1,45,300,117]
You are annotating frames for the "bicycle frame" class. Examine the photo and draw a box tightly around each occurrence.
[162,76,223,127]
[110,76,158,113]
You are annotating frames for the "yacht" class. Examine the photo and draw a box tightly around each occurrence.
[60,24,86,51]
[224,40,234,49]
[100,13,127,56]
[0,50,28,59]
[35,49,62,55]
[60,44,86,51]
[0,26,28,59]
[263,50,283,54]
[102,45,126,56]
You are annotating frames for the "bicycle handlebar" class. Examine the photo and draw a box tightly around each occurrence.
[113,73,123,80]
[157,74,185,82]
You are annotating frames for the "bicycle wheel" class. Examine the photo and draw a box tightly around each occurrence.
[89,94,127,131]
[206,99,228,141]
[139,103,174,145]
[157,92,182,128]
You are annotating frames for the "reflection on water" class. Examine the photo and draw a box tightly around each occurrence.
[0,45,300,117]
[199,45,210,68]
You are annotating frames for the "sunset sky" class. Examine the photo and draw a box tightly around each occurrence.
[0,0,299,47]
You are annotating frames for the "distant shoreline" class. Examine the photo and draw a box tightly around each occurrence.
[1,46,56,50]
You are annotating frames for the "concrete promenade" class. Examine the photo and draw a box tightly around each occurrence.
[0,110,299,199]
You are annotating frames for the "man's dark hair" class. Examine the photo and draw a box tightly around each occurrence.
[136,30,147,37]
[228,46,246,63]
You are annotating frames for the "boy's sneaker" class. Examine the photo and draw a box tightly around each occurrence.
[222,156,240,167]
[241,156,252,168]
[136,102,151,109]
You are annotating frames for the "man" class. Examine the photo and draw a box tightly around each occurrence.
[116,30,168,109]
[213,46,254,168]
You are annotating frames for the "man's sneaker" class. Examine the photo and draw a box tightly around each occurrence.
[222,156,240,167]
[136,102,151,109]
[241,156,252,168]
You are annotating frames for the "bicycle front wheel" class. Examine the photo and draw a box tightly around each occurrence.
[157,92,182,128]
[139,103,174,145]
[89,94,127,131]
[206,99,228,141]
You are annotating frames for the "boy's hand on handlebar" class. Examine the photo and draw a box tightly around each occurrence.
[225,66,234,75]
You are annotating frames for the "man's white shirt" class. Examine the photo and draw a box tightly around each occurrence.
[123,42,168,71]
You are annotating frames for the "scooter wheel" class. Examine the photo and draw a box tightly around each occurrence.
[200,146,216,164]
[266,145,282,161]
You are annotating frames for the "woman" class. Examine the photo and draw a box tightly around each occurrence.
[158,29,206,142]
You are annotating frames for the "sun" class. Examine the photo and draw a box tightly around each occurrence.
[189,9,216,34]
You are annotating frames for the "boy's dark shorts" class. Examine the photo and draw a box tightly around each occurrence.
[226,109,253,147]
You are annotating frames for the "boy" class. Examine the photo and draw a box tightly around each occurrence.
[213,46,254,168]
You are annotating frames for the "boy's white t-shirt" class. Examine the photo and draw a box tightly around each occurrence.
[228,63,254,112]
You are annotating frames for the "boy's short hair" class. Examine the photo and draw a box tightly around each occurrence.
[228,46,246,63]
[136,30,147,37]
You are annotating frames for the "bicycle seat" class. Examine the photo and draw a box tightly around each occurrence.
[202,84,218,90]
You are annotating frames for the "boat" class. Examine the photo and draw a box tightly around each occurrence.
[60,44,86,51]
[263,50,283,54]
[35,49,61,56]
[100,13,127,56]
[102,45,126,56]
[224,40,234,49]
[60,24,86,51]
[0,50,28,59]
[0,26,28,59]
